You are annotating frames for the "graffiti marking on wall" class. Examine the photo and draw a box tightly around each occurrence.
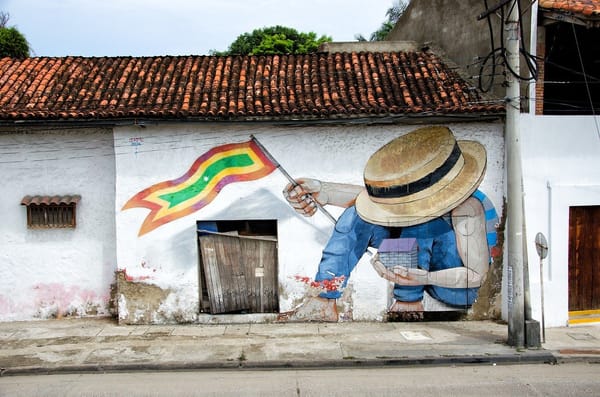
[129,137,144,156]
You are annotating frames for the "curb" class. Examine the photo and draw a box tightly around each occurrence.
[0,352,558,377]
[552,354,600,365]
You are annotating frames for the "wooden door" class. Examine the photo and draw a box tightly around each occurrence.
[568,206,600,311]
[199,234,249,314]
[198,231,278,314]
[240,238,278,313]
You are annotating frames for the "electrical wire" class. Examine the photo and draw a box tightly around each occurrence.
[570,20,600,139]
[478,0,539,92]
[545,60,600,82]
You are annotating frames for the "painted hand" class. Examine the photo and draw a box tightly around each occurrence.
[282,178,328,217]
[370,253,428,286]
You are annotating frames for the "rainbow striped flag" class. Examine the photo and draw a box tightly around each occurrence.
[123,140,276,236]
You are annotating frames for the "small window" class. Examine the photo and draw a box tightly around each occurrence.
[21,195,81,229]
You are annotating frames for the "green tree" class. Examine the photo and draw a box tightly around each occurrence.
[0,12,30,58]
[212,26,331,56]
[355,0,409,42]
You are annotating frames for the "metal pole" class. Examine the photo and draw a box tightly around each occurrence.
[535,232,549,344]
[250,135,337,224]
[505,0,526,348]
[539,256,546,343]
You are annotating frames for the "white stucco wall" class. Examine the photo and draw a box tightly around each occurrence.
[115,121,505,323]
[0,128,116,321]
[522,115,600,327]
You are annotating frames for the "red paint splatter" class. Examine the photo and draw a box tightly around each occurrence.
[491,246,502,259]
[293,274,345,292]
[121,268,152,282]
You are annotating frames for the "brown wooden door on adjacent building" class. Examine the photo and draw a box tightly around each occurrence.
[568,206,600,311]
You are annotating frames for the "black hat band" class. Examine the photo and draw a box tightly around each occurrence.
[366,142,462,199]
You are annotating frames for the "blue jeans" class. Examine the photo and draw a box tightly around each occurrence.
[315,206,478,307]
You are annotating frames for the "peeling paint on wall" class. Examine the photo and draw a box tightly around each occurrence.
[338,283,355,321]
[115,270,171,325]
[469,198,506,320]
[32,283,110,319]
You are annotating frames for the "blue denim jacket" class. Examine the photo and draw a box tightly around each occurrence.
[315,206,479,307]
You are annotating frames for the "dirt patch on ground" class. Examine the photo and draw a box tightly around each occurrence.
[0,354,45,368]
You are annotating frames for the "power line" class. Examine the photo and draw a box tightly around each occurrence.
[477,0,538,92]
[570,21,600,140]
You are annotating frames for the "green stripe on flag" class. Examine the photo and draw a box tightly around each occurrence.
[159,153,254,208]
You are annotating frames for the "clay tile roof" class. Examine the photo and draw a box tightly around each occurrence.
[0,52,504,123]
[21,195,81,206]
[539,0,600,16]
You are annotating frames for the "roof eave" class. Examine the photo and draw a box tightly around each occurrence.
[540,9,600,27]
[0,111,505,130]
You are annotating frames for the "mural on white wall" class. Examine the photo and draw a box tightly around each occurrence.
[122,140,276,236]
[279,126,500,322]
[119,127,500,323]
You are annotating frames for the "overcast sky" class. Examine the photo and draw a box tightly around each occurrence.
[0,0,393,57]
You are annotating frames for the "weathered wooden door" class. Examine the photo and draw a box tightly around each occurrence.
[568,206,600,311]
[199,234,250,314]
[239,238,278,313]
[198,231,278,314]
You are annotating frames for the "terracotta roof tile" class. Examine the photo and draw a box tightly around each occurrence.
[21,195,81,206]
[0,52,504,122]
[539,0,600,16]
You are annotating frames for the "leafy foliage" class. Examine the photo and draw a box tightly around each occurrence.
[0,12,30,58]
[355,0,409,42]
[0,26,29,58]
[213,26,331,56]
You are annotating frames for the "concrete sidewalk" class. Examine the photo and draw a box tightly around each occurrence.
[0,318,599,376]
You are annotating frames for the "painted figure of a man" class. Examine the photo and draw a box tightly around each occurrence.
[281,126,496,321]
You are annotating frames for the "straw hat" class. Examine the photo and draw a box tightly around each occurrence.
[355,126,486,227]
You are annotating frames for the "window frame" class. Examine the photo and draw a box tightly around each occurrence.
[21,195,80,229]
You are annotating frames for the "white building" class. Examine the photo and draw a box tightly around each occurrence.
[389,0,600,327]
[0,46,505,323]
[522,1,600,326]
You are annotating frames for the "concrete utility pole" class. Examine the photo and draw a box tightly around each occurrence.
[505,0,525,348]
